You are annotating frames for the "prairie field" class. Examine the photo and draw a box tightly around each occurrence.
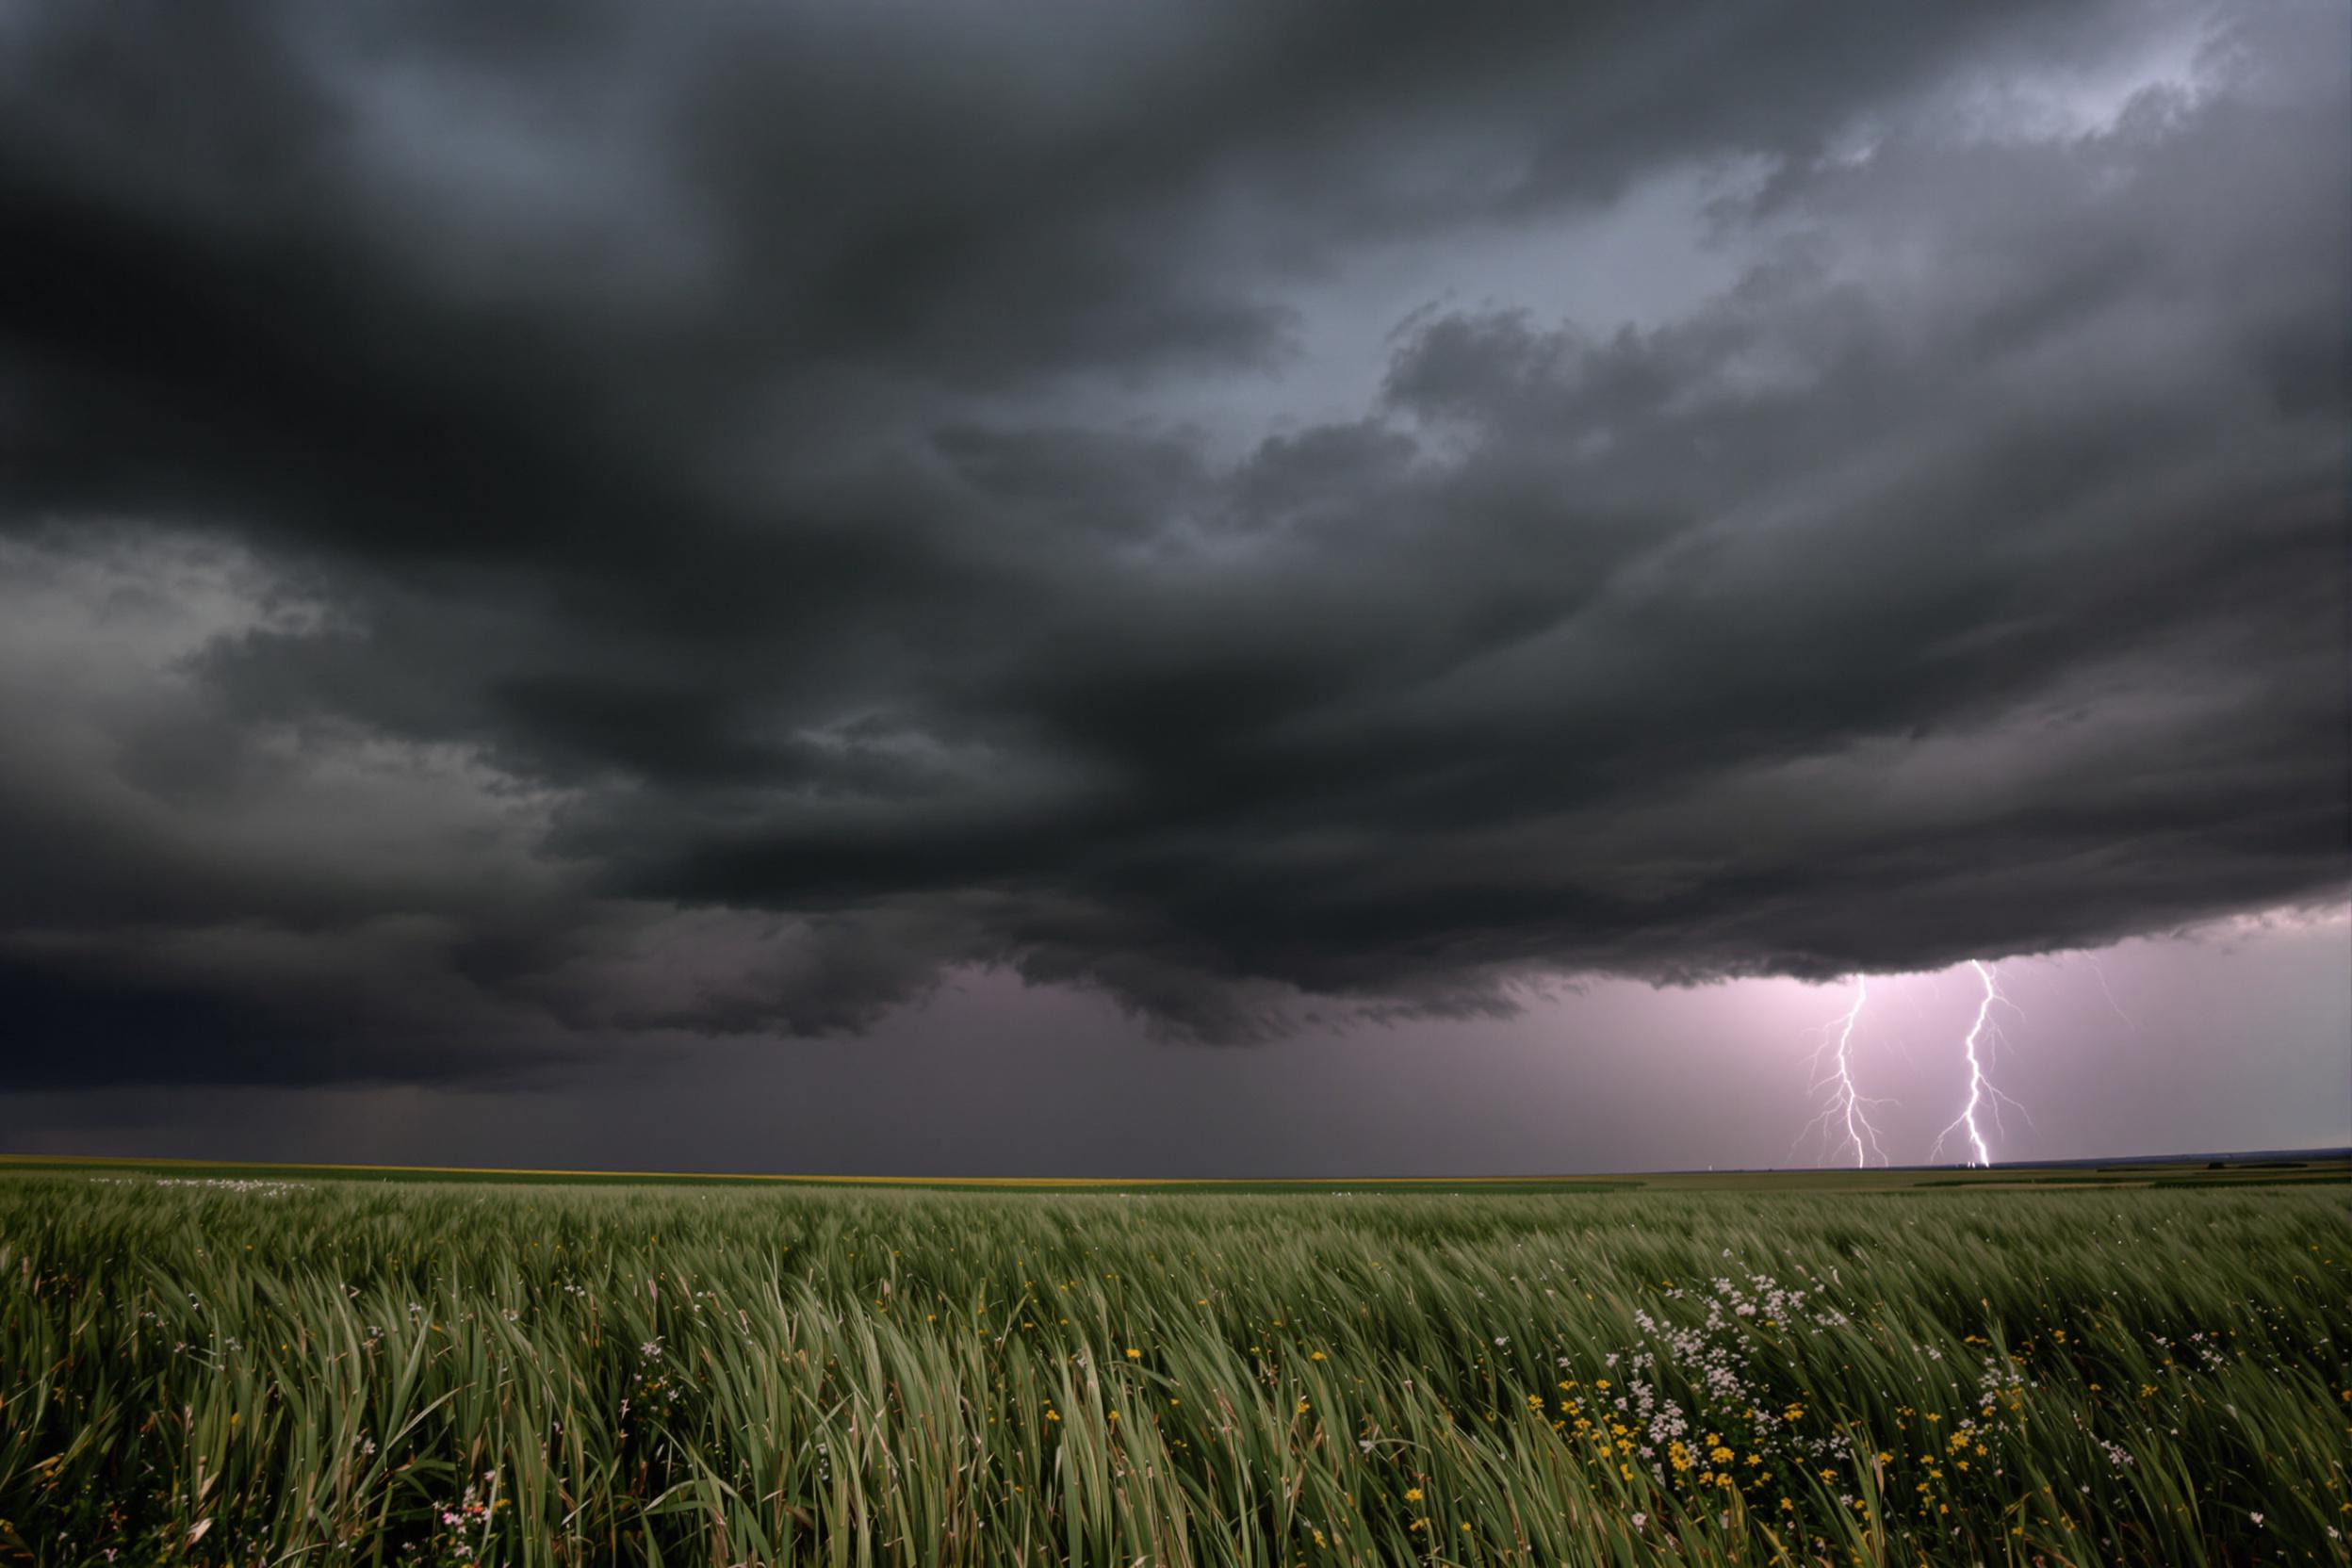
[0,1165,2344,1567]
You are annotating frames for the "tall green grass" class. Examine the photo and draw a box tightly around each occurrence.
[0,1175,2342,1565]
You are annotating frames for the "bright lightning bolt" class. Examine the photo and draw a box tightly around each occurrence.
[1931,959,2034,1167]
[1800,974,1893,1168]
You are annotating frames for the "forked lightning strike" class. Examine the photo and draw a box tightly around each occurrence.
[1802,974,1893,1168]
[1932,959,2034,1167]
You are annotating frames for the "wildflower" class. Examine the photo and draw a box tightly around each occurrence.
[1124,1348,1143,1360]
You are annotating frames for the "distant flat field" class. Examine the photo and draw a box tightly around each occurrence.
[3,1150,2344,1192]
[0,1158,2344,1566]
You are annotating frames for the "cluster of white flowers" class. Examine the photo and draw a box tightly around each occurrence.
[1613,1271,1860,1487]
[94,1175,299,1196]
[1662,1271,1849,1331]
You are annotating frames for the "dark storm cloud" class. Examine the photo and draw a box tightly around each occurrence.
[0,0,2343,1082]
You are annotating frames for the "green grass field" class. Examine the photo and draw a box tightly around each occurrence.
[0,1160,2344,1566]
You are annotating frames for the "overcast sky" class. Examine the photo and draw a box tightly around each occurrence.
[2,0,2344,1174]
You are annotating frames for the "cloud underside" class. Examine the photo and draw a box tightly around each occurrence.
[0,0,2344,1081]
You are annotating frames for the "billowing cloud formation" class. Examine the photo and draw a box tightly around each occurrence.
[0,0,2343,1082]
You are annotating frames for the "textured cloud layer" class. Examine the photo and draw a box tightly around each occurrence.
[1,0,2343,1081]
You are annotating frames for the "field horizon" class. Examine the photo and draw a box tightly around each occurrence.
[4,1148,2346,1195]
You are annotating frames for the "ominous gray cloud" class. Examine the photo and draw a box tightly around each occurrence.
[0,0,2344,1089]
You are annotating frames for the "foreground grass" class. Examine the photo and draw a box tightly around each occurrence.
[0,1174,2344,1566]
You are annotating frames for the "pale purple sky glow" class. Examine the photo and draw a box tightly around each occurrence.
[6,908,2341,1175]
